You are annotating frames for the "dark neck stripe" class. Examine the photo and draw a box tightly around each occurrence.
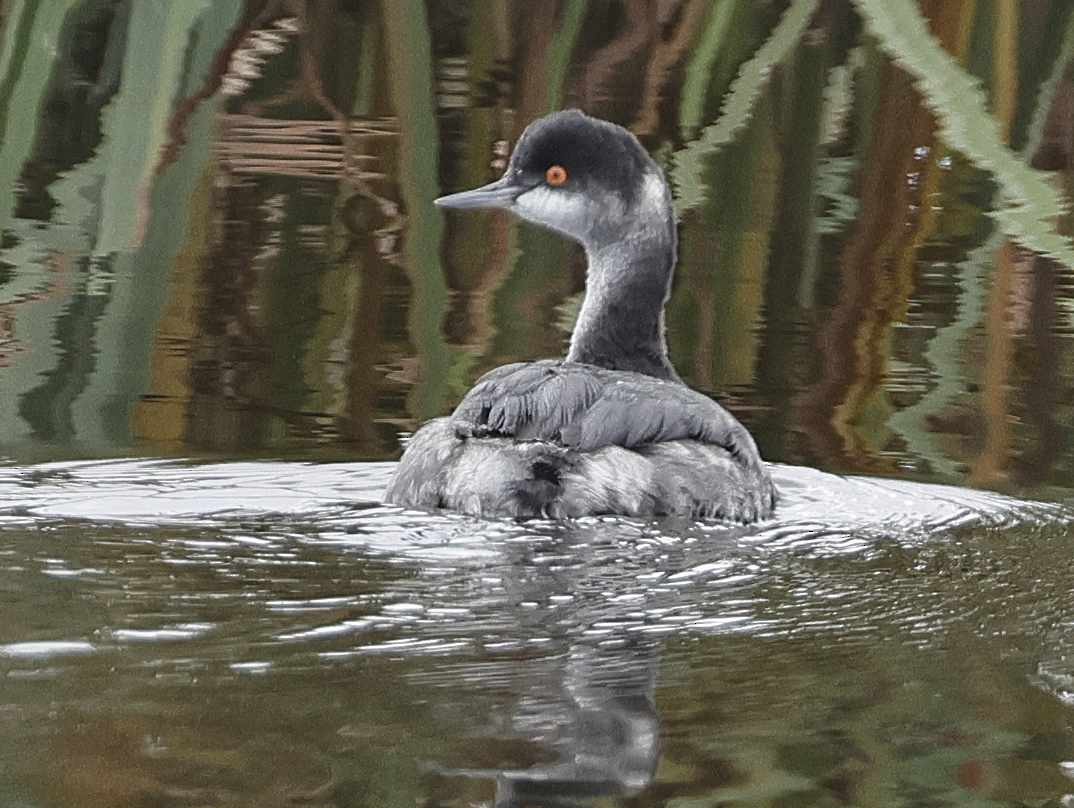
[567,221,678,381]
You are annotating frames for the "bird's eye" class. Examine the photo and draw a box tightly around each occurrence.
[545,165,569,187]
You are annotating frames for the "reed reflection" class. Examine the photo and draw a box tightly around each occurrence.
[3,3,1074,488]
[4,7,1074,803]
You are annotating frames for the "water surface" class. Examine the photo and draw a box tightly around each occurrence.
[1,460,1073,806]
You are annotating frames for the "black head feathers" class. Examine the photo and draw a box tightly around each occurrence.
[508,110,655,206]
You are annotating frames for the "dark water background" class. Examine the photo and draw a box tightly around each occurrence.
[3,1,1074,806]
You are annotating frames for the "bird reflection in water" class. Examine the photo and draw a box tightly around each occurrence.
[430,640,661,807]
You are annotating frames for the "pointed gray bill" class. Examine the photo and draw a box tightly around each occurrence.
[434,176,525,210]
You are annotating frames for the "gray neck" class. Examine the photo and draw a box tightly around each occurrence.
[567,207,679,381]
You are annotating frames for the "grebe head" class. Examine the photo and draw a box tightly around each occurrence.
[435,110,672,248]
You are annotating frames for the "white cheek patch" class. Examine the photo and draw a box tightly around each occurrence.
[514,186,589,239]
[641,171,668,214]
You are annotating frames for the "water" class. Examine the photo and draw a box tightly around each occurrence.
[3,1,1074,805]
[0,461,1072,805]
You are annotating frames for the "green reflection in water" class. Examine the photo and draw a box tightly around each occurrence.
[854,0,1074,266]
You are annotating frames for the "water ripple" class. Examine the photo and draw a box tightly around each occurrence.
[0,459,1069,689]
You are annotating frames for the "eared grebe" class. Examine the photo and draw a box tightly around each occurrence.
[385,110,775,521]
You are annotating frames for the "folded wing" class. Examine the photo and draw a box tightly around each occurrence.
[450,360,764,471]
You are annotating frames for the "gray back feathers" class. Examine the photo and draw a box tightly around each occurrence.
[452,360,763,467]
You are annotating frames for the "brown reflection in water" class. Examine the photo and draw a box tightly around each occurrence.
[973,239,1016,486]
[131,170,213,448]
[631,0,710,137]
[796,54,939,472]
[972,0,1020,487]
[1019,53,1074,485]
[1021,254,1062,483]
[576,0,656,123]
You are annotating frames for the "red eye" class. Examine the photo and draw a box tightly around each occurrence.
[545,165,569,186]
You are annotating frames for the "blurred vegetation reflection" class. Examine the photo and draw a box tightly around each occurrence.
[2,0,1074,496]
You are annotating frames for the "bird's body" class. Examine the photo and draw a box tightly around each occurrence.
[385,111,776,521]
